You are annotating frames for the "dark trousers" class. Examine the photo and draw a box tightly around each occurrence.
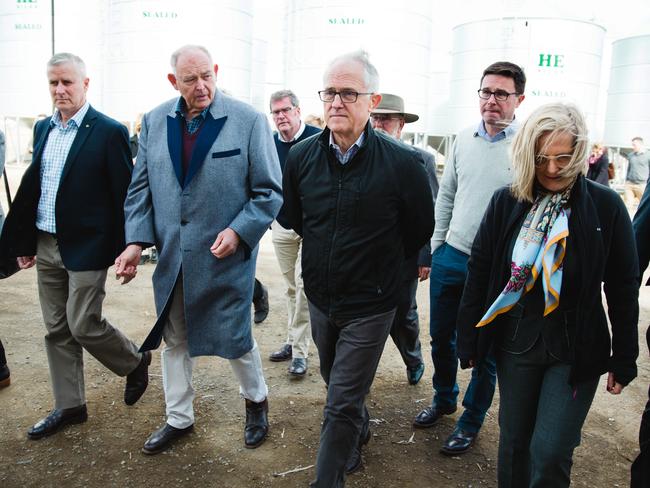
[429,242,496,432]
[389,278,423,370]
[308,302,395,488]
[496,337,598,488]
[253,278,264,301]
[0,339,6,366]
[631,384,650,487]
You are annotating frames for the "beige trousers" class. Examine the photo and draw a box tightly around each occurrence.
[271,221,311,358]
[625,181,646,206]
[162,278,268,429]
[36,232,141,409]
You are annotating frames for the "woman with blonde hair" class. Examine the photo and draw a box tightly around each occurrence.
[456,102,639,487]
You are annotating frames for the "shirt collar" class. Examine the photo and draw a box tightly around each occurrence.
[475,118,518,142]
[50,101,90,129]
[278,121,306,143]
[329,130,366,152]
[175,97,211,122]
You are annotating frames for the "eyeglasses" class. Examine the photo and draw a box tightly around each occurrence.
[371,114,403,123]
[534,154,573,168]
[318,90,373,103]
[477,88,519,102]
[270,106,295,117]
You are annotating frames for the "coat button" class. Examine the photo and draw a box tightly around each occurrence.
[181,220,188,226]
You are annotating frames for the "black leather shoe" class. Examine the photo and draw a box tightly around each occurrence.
[27,405,88,439]
[269,343,292,362]
[124,351,151,406]
[440,427,477,455]
[0,363,10,388]
[412,404,457,428]
[142,423,194,455]
[288,357,307,376]
[407,362,425,385]
[244,398,269,448]
[253,286,269,324]
[345,426,371,475]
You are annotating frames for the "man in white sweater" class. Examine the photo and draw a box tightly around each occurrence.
[413,61,526,455]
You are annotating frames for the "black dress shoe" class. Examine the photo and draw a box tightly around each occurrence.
[440,427,477,455]
[253,286,269,324]
[124,351,151,406]
[412,404,457,428]
[407,362,425,385]
[269,343,292,362]
[244,398,269,448]
[345,426,371,475]
[0,363,10,388]
[288,357,307,376]
[142,423,194,455]
[27,405,88,439]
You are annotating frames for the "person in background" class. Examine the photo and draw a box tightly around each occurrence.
[457,102,639,487]
[585,142,609,186]
[413,61,526,456]
[625,136,650,206]
[267,89,321,376]
[370,93,439,385]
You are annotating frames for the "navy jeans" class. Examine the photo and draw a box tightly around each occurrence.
[429,242,496,433]
[496,338,598,488]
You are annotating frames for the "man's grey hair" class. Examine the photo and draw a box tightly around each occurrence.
[47,52,87,78]
[323,50,379,92]
[170,45,213,74]
[269,90,300,110]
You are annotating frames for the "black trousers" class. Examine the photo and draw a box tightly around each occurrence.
[0,339,6,366]
[631,327,650,488]
[253,278,264,301]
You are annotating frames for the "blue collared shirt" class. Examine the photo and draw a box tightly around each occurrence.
[175,97,210,134]
[475,119,518,143]
[329,131,366,165]
[36,102,90,233]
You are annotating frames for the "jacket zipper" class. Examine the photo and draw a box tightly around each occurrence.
[326,167,344,317]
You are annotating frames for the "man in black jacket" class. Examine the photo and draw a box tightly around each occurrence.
[0,53,150,440]
[283,50,434,487]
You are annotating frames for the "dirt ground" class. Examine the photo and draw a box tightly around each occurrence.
[0,162,648,488]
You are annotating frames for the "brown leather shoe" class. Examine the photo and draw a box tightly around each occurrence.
[27,405,88,439]
[244,398,269,448]
[124,351,151,406]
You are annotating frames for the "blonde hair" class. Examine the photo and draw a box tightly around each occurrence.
[510,102,588,202]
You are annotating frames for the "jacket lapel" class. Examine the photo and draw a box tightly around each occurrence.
[166,114,184,187]
[58,106,97,187]
[184,112,227,188]
[31,118,52,169]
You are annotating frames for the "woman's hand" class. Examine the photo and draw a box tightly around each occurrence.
[606,372,624,395]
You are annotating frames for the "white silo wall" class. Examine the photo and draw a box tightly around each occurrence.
[285,0,432,134]
[103,0,254,122]
[604,35,650,148]
[449,17,605,136]
[0,0,53,118]
[53,0,107,114]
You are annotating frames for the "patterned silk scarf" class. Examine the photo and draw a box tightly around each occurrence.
[476,185,572,328]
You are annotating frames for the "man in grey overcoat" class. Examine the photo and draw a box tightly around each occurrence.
[115,45,282,455]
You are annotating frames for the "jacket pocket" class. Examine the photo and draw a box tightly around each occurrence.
[497,302,540,355]
[212,148,241,158]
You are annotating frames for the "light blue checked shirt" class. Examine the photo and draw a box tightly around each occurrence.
[329,130,365,165]
[475,118,518,143]
[174,97,210,134]
[36,102,90,233]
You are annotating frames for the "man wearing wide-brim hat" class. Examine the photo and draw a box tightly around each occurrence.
[370,93,439,386]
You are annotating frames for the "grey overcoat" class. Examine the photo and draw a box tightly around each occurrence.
[124,92,282,358]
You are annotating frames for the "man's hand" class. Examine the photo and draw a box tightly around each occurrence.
[418,266,431,281]
[606,372,624,395]
[17,256,36,269]
[210,228,240,258]
[115,244,142,284]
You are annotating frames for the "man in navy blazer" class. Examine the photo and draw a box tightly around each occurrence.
[0,53,150,440]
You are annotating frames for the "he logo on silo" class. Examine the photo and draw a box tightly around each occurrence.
[539,53,564,68]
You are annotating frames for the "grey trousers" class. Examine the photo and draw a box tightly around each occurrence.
[36,232,141,409]
[389,279,423,370]
[308,302,395,488]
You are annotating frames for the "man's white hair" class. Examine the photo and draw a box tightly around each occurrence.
[170,45,213,74]
[47,52,87,78]
[323,50,379,92]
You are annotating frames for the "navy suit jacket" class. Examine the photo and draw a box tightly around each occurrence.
[0,105,133,271]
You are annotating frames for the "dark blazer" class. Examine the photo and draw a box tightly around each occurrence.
[457,176,638,386]
[0,105,133,271]
[586,152,610,186]
[634,183,650,283]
